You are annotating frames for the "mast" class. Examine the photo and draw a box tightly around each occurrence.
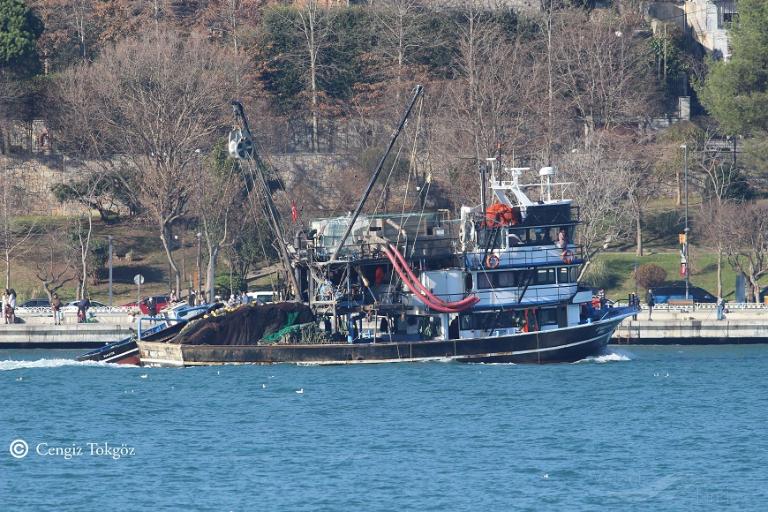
[229,101,301,298]
[330,85,423,261]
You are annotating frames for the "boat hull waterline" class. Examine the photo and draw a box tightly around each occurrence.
[138,313,631,367]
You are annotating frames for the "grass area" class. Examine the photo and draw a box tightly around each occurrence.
[8,218,272,305]
[594,250,743,301]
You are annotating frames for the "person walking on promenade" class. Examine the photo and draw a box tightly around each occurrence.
[646,289,655,320]
[8,289,16,324]
[716,297,725,321]
[51,293,62,325]
[77,296,91,323]
[2,289,8,324]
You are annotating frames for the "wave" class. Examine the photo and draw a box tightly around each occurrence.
[0,358,123,371]
[574,350,633,364]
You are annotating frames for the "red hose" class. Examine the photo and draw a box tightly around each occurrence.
[381,246,478,312]
[385,245,478,307]
[385,250,475,312]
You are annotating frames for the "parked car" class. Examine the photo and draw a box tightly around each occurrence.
[649,284,717,304]
[138,295,171,315]
[19,298,50,308]
[246,291,275,304]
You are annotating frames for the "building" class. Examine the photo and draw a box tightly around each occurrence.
[684,0,738,60]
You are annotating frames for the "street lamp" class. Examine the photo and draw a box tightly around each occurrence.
[681,143,690,300]
[196,232,202,300]
[107,235,113,307]
[174,234,186,294]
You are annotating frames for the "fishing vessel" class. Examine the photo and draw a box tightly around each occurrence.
[138,87,636,366]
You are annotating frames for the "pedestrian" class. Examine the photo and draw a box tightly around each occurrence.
[240,290,250,305]
[716,296,725,321]
[598,288,606,309]
[8,289,16,324]
[188,289,196,307]
[2,289,9,324]
[77,296,91,323]
[170,290,177,303]
[51,293,62,325]
[646,289,655,320]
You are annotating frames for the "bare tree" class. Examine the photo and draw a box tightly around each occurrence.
[724,202,768,303]
[57,28,236,294]
[559,147,632,275]
[373,0,429,101]
[0,164,35,288]
[35,229,76,301]
[696,147,747,297]
[550,9,658,149]
[70,173,102,298]
[295,0,335,152]
[193,147,244,301]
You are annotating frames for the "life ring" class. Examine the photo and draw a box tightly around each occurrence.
[561,249,574,264]
[485,254,500,269]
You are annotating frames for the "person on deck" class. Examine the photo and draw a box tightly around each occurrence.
[557,228,568,249]
[147,296,157,317]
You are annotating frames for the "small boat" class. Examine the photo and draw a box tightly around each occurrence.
[76,303,219,365]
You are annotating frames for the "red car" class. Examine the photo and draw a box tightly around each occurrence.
[124,295,171,315]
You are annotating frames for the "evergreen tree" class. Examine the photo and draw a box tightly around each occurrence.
[699,0,768,135]
[0,0,43,70]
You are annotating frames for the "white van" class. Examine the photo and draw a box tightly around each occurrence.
[246,291,275,304]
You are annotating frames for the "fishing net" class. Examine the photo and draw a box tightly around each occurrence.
[171,302,314,346]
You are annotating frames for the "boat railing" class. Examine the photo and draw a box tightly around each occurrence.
[136,315,187,341]
[309,236,461,263]
[465,244,584,270]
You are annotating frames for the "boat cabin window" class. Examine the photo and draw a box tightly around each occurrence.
[460,311,523,330]
[535,268,556,286]
[537,308,558,326]
[476,267,577,290]
[505,225,574,248]
[558,267,579,284]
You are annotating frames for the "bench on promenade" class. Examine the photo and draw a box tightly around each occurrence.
[666,299,695,307]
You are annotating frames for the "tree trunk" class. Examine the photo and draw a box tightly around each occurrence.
[716,246,722,298]
[79,212,93,298]
[160,224,181,295]
[635,209,643,256]
[308,3,319,152]
[4,249,10,289]
[206,244,220,304]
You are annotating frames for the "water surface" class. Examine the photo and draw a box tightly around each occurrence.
[1,346,767,511]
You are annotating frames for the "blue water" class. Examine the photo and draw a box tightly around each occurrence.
[1,346,767,511]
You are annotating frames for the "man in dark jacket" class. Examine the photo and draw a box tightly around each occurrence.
[78,296,91,323]
[51,293,62,325]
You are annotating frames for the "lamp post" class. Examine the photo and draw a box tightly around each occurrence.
[196,232,202,299]
[107,235,113,307]
[174,234,186,294]
[681,143,690,300]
